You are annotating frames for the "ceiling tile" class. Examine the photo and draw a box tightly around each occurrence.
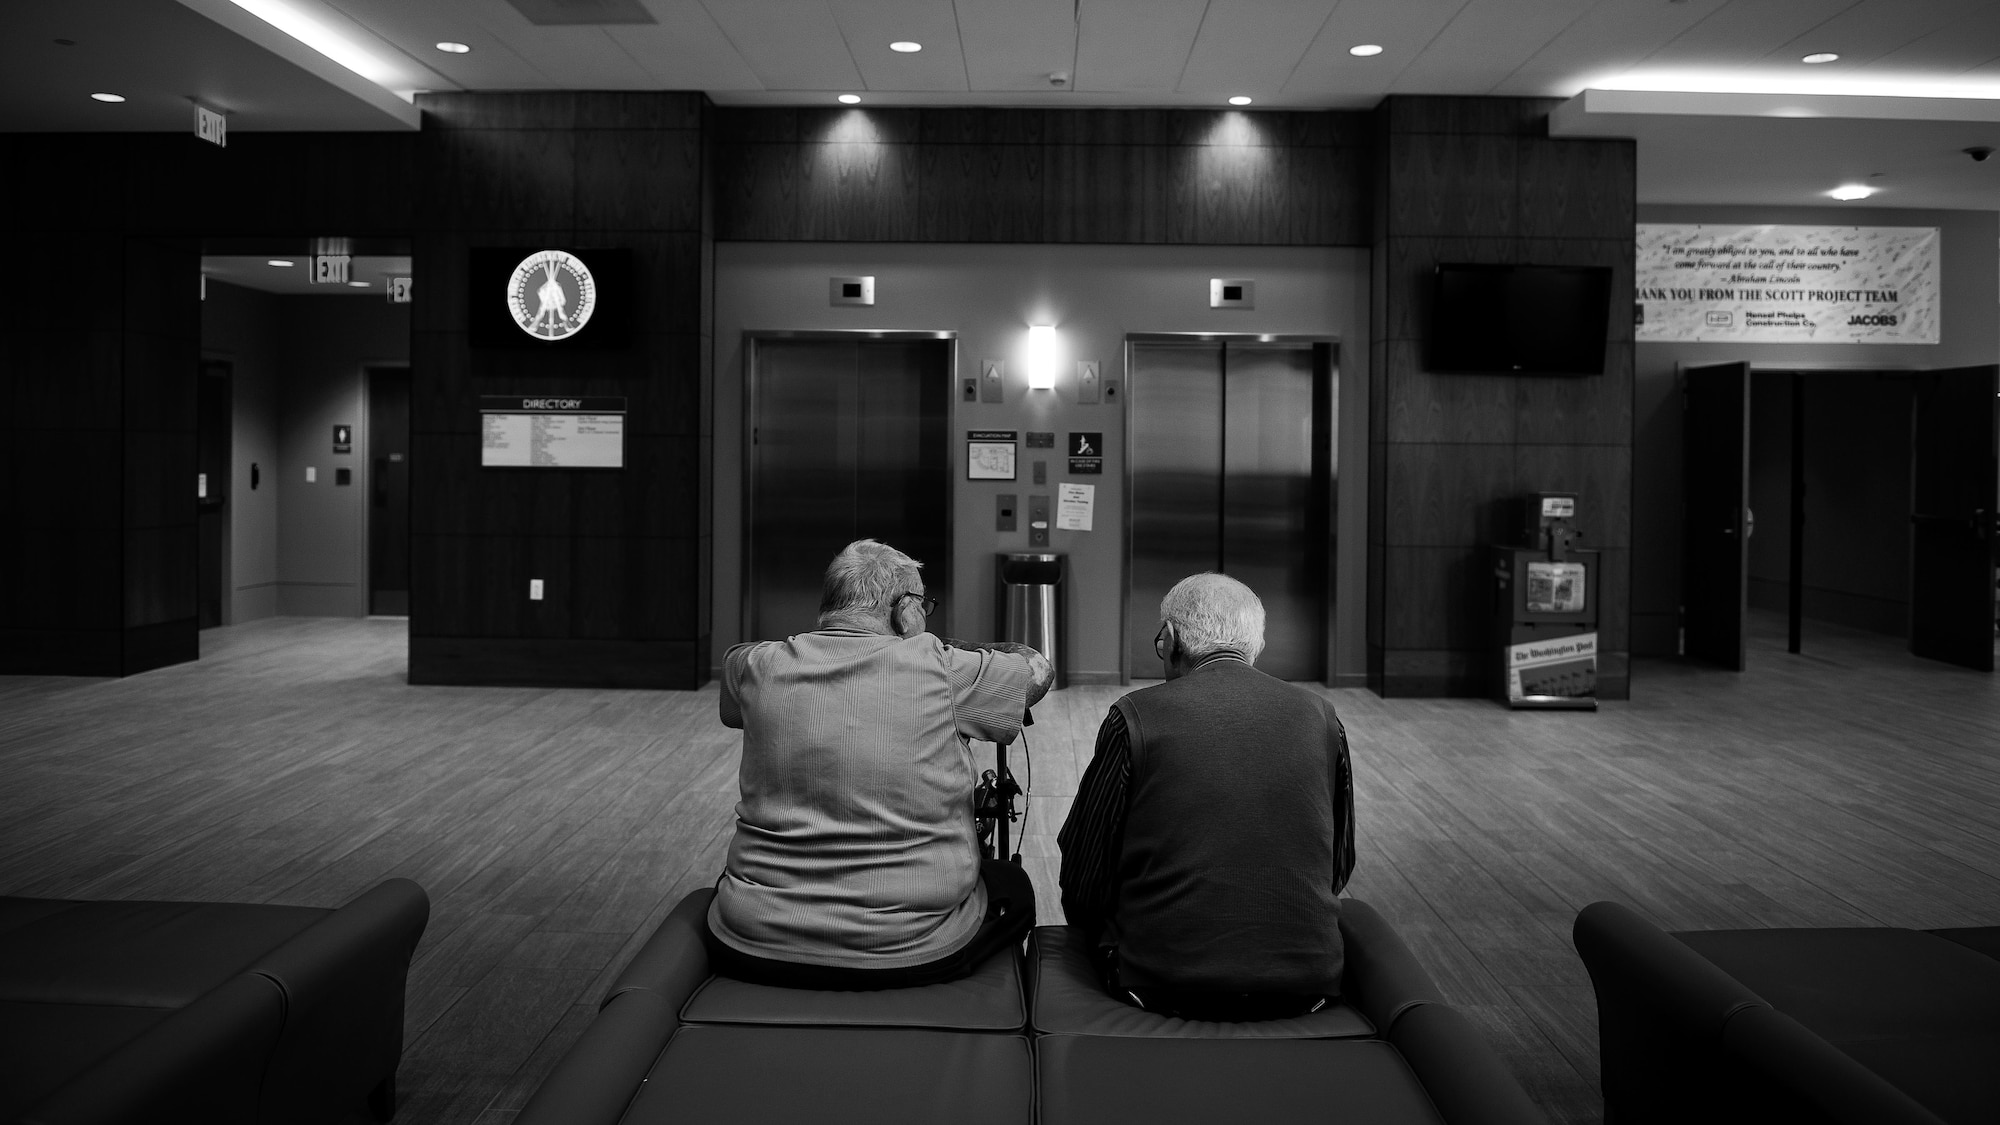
[699,0,865,90]
[1176,0,1339,97]
[1285,0,1470,102]
[1387,0,1601,96]
[1489,0,1732,97]
[830,0,970,92]
[1074,0,1204,93]
[956,0,1078,92]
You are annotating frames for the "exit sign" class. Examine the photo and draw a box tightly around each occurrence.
[194,104,226,147]
[310,255,351,284]
[386,277,413,304]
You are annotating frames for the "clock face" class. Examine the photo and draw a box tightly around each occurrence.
[507,250,596,341]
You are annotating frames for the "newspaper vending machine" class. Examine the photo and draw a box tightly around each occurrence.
[1492,492,1599,710]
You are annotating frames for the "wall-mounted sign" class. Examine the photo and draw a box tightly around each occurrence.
[386,277,413,304]
[1636,224,1939,344]
[309,237,352,286]
[1067,431,1102,474]
[332,424,352,454]
[967,430,1017,481]
[194,103,226,147]
[508,250,597,342]
[480,396,626,468]
[1057,482,1095,531]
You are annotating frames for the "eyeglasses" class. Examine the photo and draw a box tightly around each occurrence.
[900,592,939,616]
[1153,622,1173,661]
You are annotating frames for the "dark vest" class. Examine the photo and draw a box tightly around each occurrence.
[1109,658,1349,994]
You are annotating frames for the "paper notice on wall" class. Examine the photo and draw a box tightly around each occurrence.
[1635,224,1939,343]
[1056,483,1094,531]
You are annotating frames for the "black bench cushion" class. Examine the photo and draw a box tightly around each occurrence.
[1927,926,2000,964]
[0,1001,171,1118]
[682,943,1026,1030]
[1037,1034,1445,1125]
[622,1025,1032,1125]
[1675,927,2000,1042]
[0,899,327,1008]
[1027,925,1374,1039]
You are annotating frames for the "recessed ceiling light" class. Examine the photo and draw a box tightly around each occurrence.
[1826,184,1874,201]
[268,259,295,267]
[435,41,470,54]
[347,280,370,287]
[1349,44,1384,57]
[838,94,861,104]
[1228,96,1253,106]
[1802,52,1839,64]
[889,41,921,53]
[90,92,125,103]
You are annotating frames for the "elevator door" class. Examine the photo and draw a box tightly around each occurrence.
[1128,341,1331,681]
[748,338,951,640]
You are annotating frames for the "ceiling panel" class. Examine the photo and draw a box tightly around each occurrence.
[1488,0,1730,97]
[1635,0,1851,71]
[1283,0,1463,102]
[1764,0,1995,67]
[325,0,562,88]
[1866,7,2000,76]
[1074,0,1204,93]
[1176,0,1338,99]
[956,0,1078,92]
[2,0,413,131]
[701,0,864,91]
[831,0,970,92]
[1387,0,1601,95]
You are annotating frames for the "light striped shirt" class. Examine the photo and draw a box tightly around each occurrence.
[709,628,1037,969]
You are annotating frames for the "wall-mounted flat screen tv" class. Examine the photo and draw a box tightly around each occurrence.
[1429,263,1612,375]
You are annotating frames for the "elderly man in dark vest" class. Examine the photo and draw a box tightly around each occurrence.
[1058,572,1355,1020]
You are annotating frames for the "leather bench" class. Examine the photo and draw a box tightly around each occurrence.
[0,878,429,1125]
[515,887,1030,1125]
[1573,900,2000,1125]
[520,888,1548,1125]
[1028,903,1549,1125]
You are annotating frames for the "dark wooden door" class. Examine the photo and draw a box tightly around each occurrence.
[1909,365,1998,671]
[1683,362,1751,670]
[197,360,231,628]
[368,367,412,616]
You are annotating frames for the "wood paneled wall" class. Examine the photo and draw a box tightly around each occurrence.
[0,133,412,675]
[1367,97,1636,698]
[714,108,1372,245]
[406,93,713,689]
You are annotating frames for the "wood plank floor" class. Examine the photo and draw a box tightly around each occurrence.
[4,613,1998,1124]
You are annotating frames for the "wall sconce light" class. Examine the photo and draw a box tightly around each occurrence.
[1026,325,1058,389]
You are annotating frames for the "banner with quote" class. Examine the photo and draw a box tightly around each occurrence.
[1635,224,1939,344]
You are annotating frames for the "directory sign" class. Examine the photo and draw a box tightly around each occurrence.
[480,396,626,468]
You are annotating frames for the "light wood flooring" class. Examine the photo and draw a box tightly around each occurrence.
[4,613,1998,1124]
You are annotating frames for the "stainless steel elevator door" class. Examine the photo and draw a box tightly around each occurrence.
[749,338,951,640]
[1128,341,1330,681]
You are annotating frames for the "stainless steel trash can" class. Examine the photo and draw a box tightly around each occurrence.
[996,552,1065,690]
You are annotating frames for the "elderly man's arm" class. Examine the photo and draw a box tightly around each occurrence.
[1058,707,1132,945]
[718,642,759,730]
[940,638,1054,705]
[943,639,1052,744]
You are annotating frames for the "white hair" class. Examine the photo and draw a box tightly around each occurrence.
[1160,573,1265,664]
[820,539,922,619]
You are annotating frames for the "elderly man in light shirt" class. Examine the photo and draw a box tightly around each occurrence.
[706,539,1055,988]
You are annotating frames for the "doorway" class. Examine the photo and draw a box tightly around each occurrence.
[367,366,412,616]
[1125,337,1334,682]
[197,360,232,628]
[744,334,953,640]
[1686,363,1997,672]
